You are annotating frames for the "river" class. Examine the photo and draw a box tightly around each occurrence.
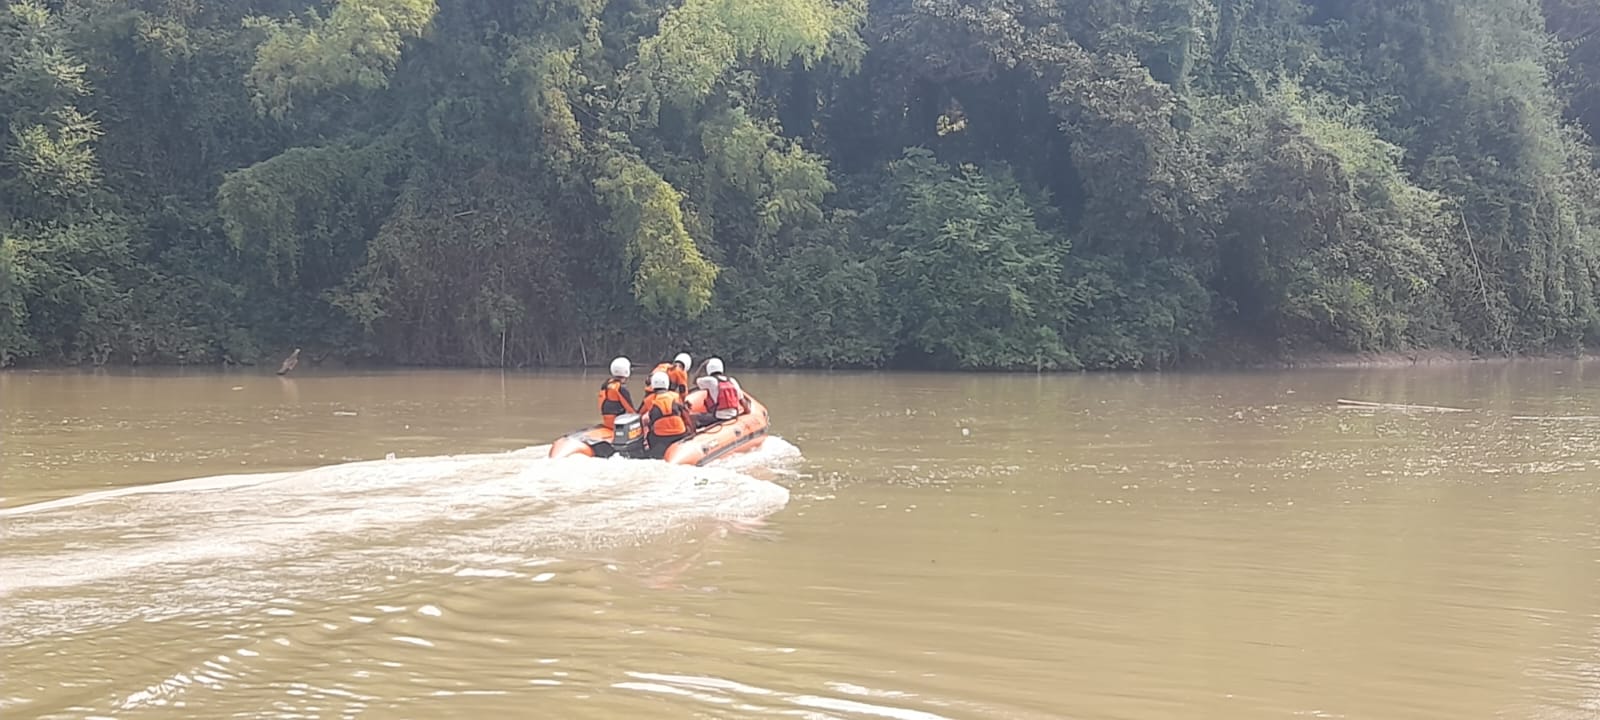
[3,363,1599,719]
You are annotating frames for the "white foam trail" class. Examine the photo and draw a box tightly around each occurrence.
[0,471,295,518]
[713,436,804,474]
[0,442,795,643]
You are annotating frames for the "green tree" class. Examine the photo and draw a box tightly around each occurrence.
[873,149,1075,369]
[6,0,1600,370]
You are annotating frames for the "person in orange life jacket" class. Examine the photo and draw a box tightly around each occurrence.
[692,357,749,428]
[597,356,636,430]
[651,352,691,395]
[671,352,693,393]
[640,370,693,459]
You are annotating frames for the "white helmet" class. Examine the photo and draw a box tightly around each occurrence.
[705,357,724,375]
[674,352,691,368]
[609,357,630,377]
[649,371,669,390]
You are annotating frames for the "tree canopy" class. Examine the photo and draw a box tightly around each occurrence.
[4,0,1600,369]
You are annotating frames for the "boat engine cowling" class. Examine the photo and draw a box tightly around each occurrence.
[610,413,644,458]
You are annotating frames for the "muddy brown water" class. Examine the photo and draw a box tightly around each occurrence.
[2,364,1599,719]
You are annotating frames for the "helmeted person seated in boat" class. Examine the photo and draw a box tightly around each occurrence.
[692,357,750,428]
[597,356,636,430]
[639,370,694,458]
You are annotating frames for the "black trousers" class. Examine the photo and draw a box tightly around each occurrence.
[648,432,687,459]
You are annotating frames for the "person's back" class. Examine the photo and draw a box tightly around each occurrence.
[714,376,741,419]
[669,352,691,394]
[703,358,747,421]
[597,357,635,430]
[692,375,720,428]
[641,371,691,458]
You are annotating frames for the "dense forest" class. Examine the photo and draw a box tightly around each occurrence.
[5,0,1600,370]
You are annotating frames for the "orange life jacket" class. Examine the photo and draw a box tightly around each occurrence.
[597,377,634,429]
[644,390,689,437]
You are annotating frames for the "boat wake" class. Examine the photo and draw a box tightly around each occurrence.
[0,438,799,644]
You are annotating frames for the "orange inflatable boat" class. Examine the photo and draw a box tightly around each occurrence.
[547,388,771,466]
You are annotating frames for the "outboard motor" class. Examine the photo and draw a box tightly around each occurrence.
[609,413,645,458]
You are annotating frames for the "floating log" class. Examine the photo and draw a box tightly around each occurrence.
[276,347,300,376]
[1335,399,1471,413]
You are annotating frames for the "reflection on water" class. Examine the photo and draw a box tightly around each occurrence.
[3,363,1600,719]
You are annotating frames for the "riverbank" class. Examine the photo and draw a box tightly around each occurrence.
[6,347,1599,374]
[1200,348,1600,371]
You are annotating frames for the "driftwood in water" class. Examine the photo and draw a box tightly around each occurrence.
[276,347,301,376]
[1335,398,1471,413]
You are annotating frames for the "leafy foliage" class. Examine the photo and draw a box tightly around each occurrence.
[633,0,865,115]
[595,153,719,317]
[873,149,1073,369]
[245,0,438,119]
[6,0,1600,369]
[697,237,898,368]
[1199,85,1454,352]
